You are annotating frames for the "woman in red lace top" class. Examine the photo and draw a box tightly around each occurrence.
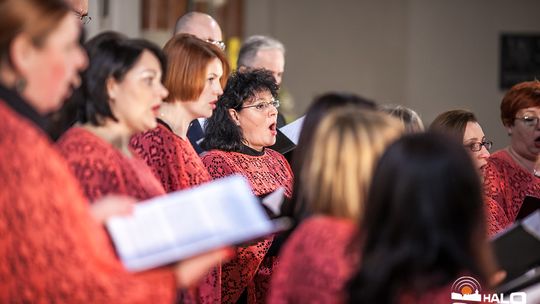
[483,81,540,235]
[347,133,497,304]
[429,110,505,236]
[56,33,168,204]
[268,106,402,304]
[201,70,293,303]
[130,34,229,193]
[0,1,225,301]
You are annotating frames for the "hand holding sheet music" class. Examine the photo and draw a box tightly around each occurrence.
[106,175,290,272]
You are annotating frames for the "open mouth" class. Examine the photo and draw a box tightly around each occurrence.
[269,122,277,135]
[151,104,161,116]
[535,136,540,148]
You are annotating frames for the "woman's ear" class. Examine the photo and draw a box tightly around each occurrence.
[10,33,37,76]
[228,108,241,126]
[504,123,513,136]
[106,77,118,102]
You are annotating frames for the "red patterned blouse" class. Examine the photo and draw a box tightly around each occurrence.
[202,148,293,304]
[483,149,540,236]
[130,121,211,193]
[268,216,359,304]
[56,127,165,201]
[0,100,176,302]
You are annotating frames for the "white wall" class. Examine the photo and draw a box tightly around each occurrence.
[86,0,141,40]
[407,0,540,149]
[246,0,540,150]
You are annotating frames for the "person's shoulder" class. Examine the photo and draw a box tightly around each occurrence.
[132,124,176,146]
[486,149,514,173]
[57,127,117,163]
[201,149,230,161]
[296,216,356,239]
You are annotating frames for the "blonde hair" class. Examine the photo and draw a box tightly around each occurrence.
[300,108,402,220]
[381,104,425,133]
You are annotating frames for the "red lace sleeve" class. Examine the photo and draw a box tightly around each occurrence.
[483,155,511,232]
[482,150,540,235]
[268,216,358,304]
[201,150,237,179]
[201,149,293,303]
[131,125,211,192]
[57,128,129,201]
[0,102,176,303]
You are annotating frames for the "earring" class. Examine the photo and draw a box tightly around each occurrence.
[14,78,26,93]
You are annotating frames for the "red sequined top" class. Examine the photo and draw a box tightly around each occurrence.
[130,122,212,193]
[483,149,540,236]
[57,127,166,201]
[202,148,293,304]
[268,216,359,304]
[0,100,176,303]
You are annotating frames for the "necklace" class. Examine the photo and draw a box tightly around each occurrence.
[507,147,540,177]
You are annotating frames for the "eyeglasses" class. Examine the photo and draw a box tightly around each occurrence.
[75,12,92,25]
[240,99,280,111]
[515,116,540,127]
[464,140,493,152]
[206,39,226,51]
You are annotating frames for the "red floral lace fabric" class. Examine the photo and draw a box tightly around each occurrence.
[57,127,166,201]
[130,124,219,303]
[0,101,176,302]
[202,148,293,304]
[483,150,540,236]
[268,216,359,304]
[130,124,212,193]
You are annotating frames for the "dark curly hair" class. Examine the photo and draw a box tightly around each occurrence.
[201,69,279,152]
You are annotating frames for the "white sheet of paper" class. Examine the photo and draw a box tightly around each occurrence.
[261,187,286,216]
[106,175,289,272]
[279,115,305,145]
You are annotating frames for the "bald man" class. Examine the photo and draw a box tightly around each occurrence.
[174,12,224,50]
[238,35,285,86]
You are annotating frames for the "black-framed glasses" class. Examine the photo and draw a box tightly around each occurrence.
[240,99,280,112]
[74,12,92,25]
[515,116,540,127]
[464,140,493,152]
[206,39,226,51]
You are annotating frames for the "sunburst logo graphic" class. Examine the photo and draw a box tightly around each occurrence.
[451,276,482,302]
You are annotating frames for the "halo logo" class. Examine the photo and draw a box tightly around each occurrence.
[451,276,482,301]
[450,276,527,304]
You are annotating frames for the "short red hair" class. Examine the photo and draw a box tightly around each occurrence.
[501,80,540,127]
[162,34,229,103]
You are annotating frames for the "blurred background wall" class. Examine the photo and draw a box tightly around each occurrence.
[86,0,540,150]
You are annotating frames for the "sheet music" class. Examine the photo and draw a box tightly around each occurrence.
[523,210,540,240]
[106,175,288,272]
[261,187,286,215]
[279,116,305,145]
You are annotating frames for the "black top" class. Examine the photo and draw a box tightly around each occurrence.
[238,144,265,156]
[0,84,48,133]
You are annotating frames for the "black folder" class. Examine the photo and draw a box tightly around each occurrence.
[269,129,296,155]
[492,210,540,282]
[515,195,540,220]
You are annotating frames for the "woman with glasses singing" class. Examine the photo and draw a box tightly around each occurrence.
[201,69,294,303]
[483,81,540,235]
